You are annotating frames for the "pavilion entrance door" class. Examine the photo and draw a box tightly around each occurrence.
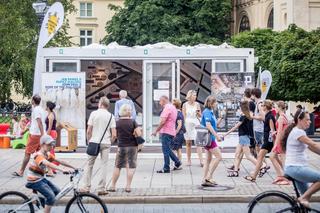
[143,60,180,144]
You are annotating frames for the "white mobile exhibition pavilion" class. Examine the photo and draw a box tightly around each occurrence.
[39,42,255,146]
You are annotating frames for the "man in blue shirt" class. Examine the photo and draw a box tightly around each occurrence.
[114,90,137,120]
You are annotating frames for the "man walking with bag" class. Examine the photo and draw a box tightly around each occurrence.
[80,97,116,195]
[152,95,182,173]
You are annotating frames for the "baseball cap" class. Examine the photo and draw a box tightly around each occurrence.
[40,135,56,145]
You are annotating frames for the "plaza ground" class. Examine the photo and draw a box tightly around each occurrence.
[0,147,320,206]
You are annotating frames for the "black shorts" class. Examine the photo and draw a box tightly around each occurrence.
[261,140,273,153]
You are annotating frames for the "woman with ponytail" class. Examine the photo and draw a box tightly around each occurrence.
[284,109,320,208]
[223,101,257,177]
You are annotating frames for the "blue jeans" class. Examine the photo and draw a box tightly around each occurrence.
[26,178,60,206]
[160,133,181,171]
[285,165,320,194]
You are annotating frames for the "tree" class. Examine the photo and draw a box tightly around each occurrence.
[103,0,232,46]
[269,25,320,102]
[232,25,320,103]
[231,28,278,79]
[0,0,75,102]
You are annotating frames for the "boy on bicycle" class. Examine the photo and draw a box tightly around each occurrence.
[26,135,75,213]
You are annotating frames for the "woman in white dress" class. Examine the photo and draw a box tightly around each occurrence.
[182,90,203,166]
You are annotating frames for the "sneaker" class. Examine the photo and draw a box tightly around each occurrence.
[173,163,182,171]
[156,169,170,173]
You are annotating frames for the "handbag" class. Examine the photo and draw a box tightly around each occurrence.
[133,121,145,145]
[86,114,113,156]
[195,125,212,147]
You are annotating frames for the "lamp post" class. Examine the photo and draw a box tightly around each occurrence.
[32,0,49,27]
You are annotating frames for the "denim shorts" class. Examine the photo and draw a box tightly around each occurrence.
[285,165,320,194]
[239,135,250,146]
[254,131,264,147]
[26,178,60,206]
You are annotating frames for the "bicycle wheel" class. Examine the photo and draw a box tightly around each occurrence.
[248,190,297,213]
[65,192,108,213]
[0,191,34,213]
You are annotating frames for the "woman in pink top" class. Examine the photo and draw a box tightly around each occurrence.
[270,101,290,185]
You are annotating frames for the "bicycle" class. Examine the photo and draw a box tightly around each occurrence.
[0,169,108,213]
[248,175,320,213]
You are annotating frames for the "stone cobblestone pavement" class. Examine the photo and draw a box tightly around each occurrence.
[0,148,319,203]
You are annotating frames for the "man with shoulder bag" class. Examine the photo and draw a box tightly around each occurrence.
[80,97,116,195]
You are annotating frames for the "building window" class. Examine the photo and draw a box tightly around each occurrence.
[239,15,251,32]
[80,30,93,46]
[80,2,92,17]
[267,8,274,29]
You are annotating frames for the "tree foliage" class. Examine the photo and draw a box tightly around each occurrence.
[103,0,232,46]
[232,25,320,103]
[0,0,75,102]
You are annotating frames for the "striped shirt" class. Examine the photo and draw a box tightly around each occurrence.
[27,151,55,182]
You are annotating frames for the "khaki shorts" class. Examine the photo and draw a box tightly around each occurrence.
[115,147,138,169]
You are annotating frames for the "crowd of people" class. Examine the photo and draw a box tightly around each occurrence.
[8,88,320,212]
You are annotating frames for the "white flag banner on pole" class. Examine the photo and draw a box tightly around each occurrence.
[38,2,64,48]
[260,70,272,100]
[33,2,64,95]
[256,66,262,88]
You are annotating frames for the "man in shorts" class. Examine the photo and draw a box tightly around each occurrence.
[13,95,46,177]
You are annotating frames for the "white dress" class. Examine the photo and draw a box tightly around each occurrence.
[184,102,200,140]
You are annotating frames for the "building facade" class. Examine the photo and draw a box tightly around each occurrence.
[232,0,320,34]
[67,0,124,46]
[66,0,320,46]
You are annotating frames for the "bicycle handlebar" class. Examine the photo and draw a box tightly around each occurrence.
[63,169,83,175]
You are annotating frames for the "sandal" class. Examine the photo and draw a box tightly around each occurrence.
[227,165,235,170]
[125,188,131,193]
[298,199,311,209]
[273,176,290,185]
[107,188,116,192]
[258,166,270,177]
[227,165,240,171]
[227,170,239,177]
[244,175,256,182]
[201,179,217,187]
[12,172,23,177]
[272,176,282,184]
[276,180,290,185]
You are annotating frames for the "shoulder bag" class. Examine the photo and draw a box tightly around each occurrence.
[133,121,145,145]
[86,113,113,156]
[195,125,211,147]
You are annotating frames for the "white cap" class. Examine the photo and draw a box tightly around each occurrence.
[40,135,55,145]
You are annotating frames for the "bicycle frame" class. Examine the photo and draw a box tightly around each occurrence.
[11,170,83,212]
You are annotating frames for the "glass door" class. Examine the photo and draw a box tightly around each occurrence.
[143,61,178,144]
